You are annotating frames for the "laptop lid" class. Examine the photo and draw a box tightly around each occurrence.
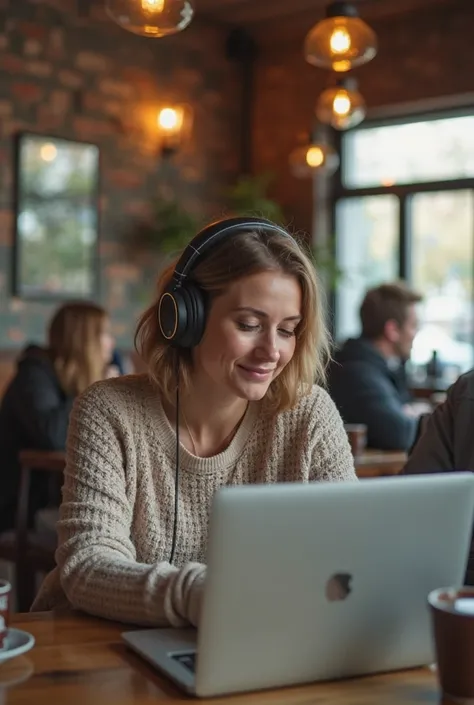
[194,473,474,697]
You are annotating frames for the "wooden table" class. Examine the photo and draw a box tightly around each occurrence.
[18,448,405,479]
[0,612,440,704]
[17,449,408,480]
[18,449,66,473]
[355,449,407,478]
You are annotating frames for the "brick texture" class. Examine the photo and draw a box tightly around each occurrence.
[0,1,240,351]
[253,0,474,236]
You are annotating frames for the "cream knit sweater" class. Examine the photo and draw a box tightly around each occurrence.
[33,374,357,625]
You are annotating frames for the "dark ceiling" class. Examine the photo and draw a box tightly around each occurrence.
[198,0,451,26]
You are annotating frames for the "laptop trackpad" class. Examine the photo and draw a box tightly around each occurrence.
[171,651,197,673]
[123,628,198,686]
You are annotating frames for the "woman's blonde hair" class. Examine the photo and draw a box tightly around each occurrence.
[135,225,331,413]
[48,301,107,396]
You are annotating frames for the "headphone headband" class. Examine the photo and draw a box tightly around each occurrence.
[169,216,291,290]
[158,216,294,347]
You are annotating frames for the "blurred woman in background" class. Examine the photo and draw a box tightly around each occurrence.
[0,301,114,532]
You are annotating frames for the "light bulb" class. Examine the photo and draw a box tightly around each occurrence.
[106,0,194,37]
[141,0,165,10]
[158,107,182,131]
[142,0,164,9]
[333,91,351,117]
[306,146,324,168]
[289,141,339,178]
[330,27,351,54]
[156,105,191,156]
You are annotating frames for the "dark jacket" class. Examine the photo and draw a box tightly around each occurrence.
[0,345,73,532]
[327,337,417,450]
[403,370,474,583]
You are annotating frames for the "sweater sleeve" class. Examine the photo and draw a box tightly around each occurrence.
[55,387,206,627]
[308,388,358,482]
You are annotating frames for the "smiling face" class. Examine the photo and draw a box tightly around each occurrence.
[192,270,302,403]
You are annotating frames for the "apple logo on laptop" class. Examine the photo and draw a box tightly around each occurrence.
[325,573,353,602]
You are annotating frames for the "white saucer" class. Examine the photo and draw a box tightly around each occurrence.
[0,629,35,664]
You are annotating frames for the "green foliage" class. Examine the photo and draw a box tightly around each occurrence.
[138,199,200,257]
[139,173,285,257]
[226,173,284,224]
[19,199,94,295]
[310,242,344,290]
[138,173,343,291]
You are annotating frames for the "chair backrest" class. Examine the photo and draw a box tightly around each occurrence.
[15,451,66,554]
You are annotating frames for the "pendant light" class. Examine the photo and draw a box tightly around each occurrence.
[316,76,366,130]
[305,1,377,73]
[105,0,194,37]
[289,136,339,178]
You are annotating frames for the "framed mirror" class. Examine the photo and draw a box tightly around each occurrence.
[13,133,100,299]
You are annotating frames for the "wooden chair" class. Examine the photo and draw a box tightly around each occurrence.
[0,450,66,612]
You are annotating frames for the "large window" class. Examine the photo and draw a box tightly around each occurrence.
[336,195,398,340]
[335,111,474,383]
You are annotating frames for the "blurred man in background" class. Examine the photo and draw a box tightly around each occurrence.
[328,282,425,450]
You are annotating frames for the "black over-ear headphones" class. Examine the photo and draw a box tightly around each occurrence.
[158,216,293,348]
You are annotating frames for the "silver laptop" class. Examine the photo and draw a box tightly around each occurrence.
[123,473,474,697]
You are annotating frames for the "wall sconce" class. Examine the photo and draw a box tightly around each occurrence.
[157,104,192,157]
[289,135,339,178]
[305,1,377,72]
[315,76,366,130]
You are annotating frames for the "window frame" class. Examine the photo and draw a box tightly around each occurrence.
[331,107,474,347]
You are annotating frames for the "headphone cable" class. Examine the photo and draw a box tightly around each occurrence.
[169,352,180,564]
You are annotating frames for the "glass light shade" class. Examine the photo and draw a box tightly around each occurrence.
[316,83,366,130]
[289,142,340,178]
[106,0,194,37]
[305,2,377,72]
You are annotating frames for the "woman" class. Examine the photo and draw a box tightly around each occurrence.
[33,217,357,625]
[0,301,114,531]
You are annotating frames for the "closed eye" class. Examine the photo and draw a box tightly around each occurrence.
[237,322,260,332]
[237,322,296,338]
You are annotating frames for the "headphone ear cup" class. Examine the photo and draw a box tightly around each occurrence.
[158,287,188,344]
[188,281,207,346]
[178,282,206,348]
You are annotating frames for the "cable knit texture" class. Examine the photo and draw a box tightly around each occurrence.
[32,374,357,625]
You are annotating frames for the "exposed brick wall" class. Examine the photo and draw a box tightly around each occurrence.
[253,0,474,236]
[0,0,240,350]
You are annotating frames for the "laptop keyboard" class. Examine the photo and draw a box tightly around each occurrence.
[171,651,197,673]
